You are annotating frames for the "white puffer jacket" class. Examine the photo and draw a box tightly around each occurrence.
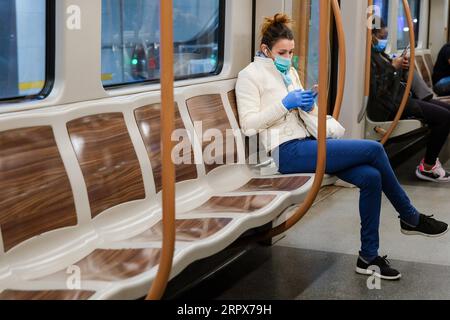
[236,56,311,153]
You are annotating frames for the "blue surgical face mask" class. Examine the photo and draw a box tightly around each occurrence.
[266,48,292,73]
[274,55,292,73]
[374,39,388,53]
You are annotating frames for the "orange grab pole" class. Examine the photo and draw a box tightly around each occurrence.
[358,0,373,123]
[365,0,373,99]
[146,0,176,300]
[331,0,347,120]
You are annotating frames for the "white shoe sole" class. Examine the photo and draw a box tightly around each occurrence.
[401,226,449,238]
[355,267,402,280]
[415,170,450,183]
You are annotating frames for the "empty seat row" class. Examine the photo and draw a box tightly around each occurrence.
[0,79,330,300]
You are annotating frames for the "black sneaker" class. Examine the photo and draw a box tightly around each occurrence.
[401,214,449,237]
[356,256,401,280]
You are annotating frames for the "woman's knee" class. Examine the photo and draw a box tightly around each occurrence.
[433,111,450,131]
[347,166,382,190]
[362,167,382,190]
[364,140,385,158]
[423,104,450,128]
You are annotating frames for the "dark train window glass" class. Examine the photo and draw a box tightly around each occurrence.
[101,0,224,87]
[398,0,421,49]
[306,0,320,88]
[0,0,47,101]
[373,0,389,27]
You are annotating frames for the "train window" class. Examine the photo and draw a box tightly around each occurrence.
[101,0,224,87]
[292,0,321,89]
[0,0,49,102]
[374,0,389,27]
[397,0,421,49]
[293,0,337,89]
[306,0,320,89]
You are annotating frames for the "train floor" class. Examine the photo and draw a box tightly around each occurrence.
[177,147,450,300]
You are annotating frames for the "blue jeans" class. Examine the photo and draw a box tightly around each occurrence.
[434,76,450,97]
[273,139,419,261]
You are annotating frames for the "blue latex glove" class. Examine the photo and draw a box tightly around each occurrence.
[282,89,315,112]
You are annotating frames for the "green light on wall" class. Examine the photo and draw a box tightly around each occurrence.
[293,55,299,70]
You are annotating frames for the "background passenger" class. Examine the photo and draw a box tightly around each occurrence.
[433,43,450,96]
[369,18,450,183]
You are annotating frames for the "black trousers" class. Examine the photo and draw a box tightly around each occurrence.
[413,98,450,165]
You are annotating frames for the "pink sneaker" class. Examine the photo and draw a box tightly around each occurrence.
[416,159,450,183]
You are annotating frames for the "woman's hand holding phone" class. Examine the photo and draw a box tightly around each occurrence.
[401,55,410,70]
[400,45,410,70]
[282,89,315,112]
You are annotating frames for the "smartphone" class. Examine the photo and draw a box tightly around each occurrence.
[309,85,319,94]
[401,44,410,57]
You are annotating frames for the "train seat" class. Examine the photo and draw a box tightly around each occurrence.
[365,117,423,140]
[415,54,433,88]
[0,79,331,300]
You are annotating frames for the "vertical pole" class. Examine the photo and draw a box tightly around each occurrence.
[146,0,176,300]
[357,0,373,123]
[331,0,347,120]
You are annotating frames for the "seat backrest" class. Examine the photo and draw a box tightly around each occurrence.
[227,90,240,126]
[134,104,198,193]
[424,53,435,76]
[185,94,238,173]
[227,89,251,159]
[0,126,77,252]
[416,55,433,88]
[67,113,146,218]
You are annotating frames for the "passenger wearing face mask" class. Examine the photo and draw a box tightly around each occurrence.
[236,13,448,282]
[259,36,317,112]
[368,17,450,183]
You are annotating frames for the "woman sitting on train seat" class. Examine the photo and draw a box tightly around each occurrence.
[236,13,448,281]
[433,43,450,97]
[368,18,450,183]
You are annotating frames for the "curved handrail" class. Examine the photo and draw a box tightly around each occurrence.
[262,0,329,240]
[357,0,373,123]
[380,0,416,144]
[365,0,373,98]
[331,0,347,120]
[146,0,176,300]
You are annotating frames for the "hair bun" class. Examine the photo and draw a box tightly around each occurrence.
[261,13,293,36]
[260,13,294,50]
[273,13,292,25]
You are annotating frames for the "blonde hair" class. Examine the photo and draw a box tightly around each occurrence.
[260,13,294,49]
